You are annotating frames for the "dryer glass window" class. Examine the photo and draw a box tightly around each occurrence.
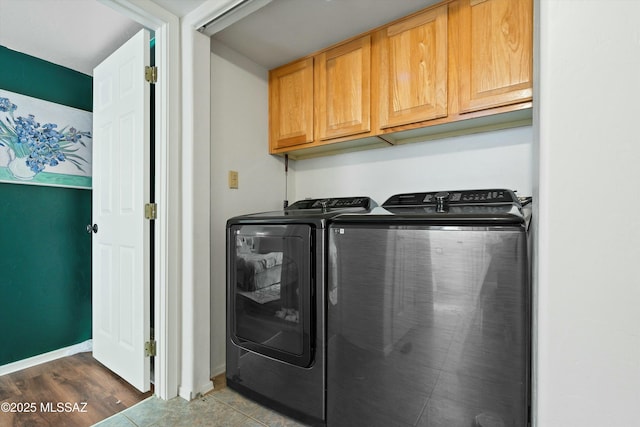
[229,224,313,367]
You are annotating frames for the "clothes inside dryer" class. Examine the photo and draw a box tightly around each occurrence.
[231,223,311,366]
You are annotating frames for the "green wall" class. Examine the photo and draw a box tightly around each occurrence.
[0,45,92,365]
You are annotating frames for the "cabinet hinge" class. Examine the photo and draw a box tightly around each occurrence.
[144,340,157,357]
[145,203,157,220]
[145,66,157,84]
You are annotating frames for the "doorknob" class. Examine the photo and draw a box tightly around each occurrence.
[86,224,98,234]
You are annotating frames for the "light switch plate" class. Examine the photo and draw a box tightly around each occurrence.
[228,170,239,189]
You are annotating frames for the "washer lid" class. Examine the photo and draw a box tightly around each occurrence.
[334,189,529,226]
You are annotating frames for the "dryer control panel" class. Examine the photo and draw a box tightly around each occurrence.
[287,197,375,211]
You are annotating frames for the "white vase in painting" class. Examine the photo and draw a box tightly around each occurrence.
[0,144,15,167]
[8,156,36,180]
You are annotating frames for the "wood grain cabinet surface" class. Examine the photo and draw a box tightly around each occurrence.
[268,0,533,158]
[317,35,372,141]
[458,0,533,113]
[269,57,314,151]
[378,4,448,129]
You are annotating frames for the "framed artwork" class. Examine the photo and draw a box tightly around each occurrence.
[0,89,92,189]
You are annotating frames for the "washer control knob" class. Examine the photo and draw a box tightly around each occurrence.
[435,192,450,213]
[435,192,450,203]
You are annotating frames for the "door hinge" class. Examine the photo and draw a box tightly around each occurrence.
[145,203,157,220]
[145,340,157,357]
[145,66,157,84]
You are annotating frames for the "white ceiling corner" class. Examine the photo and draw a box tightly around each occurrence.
[0,0,437,77]
[147,0,209,19]
[0,0,147,76]
[211,0,437,69]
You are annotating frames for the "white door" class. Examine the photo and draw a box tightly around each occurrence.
[91,29,151,392]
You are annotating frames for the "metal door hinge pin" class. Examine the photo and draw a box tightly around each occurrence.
[145,203,157,220]
[145,340,157,357]
[145,66,157,84]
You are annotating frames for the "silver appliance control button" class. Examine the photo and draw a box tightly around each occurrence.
[435,191,450,202]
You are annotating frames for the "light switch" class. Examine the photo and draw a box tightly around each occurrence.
[228,170,239,189]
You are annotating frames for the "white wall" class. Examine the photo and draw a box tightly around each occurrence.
[535,1,640,425]
[294,126,533,203]
[210,40,286,375]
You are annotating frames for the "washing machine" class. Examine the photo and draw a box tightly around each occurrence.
[327,189,531,427]
[226,196,376,426]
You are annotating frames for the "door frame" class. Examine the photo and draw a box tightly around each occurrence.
[100,0,181,400]
[176,0,272,400]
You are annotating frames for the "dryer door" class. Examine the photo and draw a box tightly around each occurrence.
[228,223,314,367]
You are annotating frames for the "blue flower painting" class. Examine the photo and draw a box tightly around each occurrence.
[0,89,92,188]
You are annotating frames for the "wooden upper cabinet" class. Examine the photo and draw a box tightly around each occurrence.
[267,0,534,158]
[269,57,314,151]
[379,5,448,129]
[316,36,371,140]
[458,0,533,113]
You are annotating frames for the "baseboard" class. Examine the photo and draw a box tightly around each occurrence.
[178,379,214,401]
[0,339,93,376]
[211,362,225,378]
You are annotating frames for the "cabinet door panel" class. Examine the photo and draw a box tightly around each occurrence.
[379,5,448,129]
[459,0,533,113]
[269,58,314,150]
[317,36,371,140]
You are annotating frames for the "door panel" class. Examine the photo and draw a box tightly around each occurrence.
[379,5,448,128]
[317,35,371,140]
[92,29,151,393]
[269,58,314,150]
[229,223,313,368]
[458,0,533,112]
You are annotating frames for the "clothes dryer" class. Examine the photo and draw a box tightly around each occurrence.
[226,197,376,426]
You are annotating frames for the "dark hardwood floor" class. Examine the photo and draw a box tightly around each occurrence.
[0,352,152,427]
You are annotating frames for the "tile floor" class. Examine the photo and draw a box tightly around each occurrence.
[93,386,309,427]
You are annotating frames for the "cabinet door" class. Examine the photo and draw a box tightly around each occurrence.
[317,36,371,140]
[269,58,314,150]
[458,0,533,113]
[379,5,448,129]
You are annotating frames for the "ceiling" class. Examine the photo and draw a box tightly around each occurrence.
[0,0,143,76]
[0,0,437,76]
[211,0,437,70]
[0,0,208,76]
